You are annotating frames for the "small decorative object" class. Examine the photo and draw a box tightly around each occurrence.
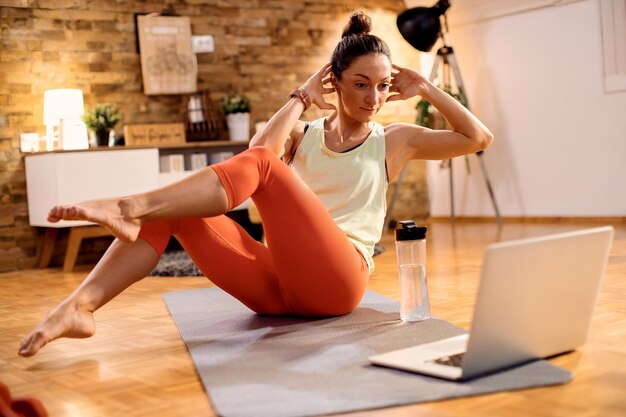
[222,93,251,142]
[124,123,186,146]
[159,154,185,173]
[189,153,208,170]
[181,90,226,141]
[83,103,120,147]
[20,132,41,153]
[209,151,234,164]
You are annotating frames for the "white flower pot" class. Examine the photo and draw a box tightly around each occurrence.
[226,112,250,142]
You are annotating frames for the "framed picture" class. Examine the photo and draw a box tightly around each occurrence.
[124,123,186,147]
[137,15,197,95]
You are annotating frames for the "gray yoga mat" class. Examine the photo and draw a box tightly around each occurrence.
[163,288,571,417]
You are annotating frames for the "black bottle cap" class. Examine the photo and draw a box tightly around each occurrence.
[395,221,427,241]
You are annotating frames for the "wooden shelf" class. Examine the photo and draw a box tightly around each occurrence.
[131,140,248,150]
[23,140,248,155]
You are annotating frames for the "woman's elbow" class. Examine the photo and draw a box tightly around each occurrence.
[476,131,494,152]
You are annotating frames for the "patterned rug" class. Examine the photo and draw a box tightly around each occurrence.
[149,244,386,277]
[150,251,203,277]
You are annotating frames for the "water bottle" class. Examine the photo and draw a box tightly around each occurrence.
[395,221,430,322]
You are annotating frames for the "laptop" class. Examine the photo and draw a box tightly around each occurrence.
[369,226,614,381]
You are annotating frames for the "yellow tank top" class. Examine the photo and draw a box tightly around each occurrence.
[290,117,388,273]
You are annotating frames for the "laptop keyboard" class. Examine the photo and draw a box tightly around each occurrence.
[431,353,465,368]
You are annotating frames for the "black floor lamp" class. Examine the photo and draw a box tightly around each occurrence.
[386,0,502,226]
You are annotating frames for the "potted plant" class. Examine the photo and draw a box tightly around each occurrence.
[83,103,120,146]
[221,93,251,142]
[416,85,467,129]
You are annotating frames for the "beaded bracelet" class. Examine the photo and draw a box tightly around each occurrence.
[289,88,311,111]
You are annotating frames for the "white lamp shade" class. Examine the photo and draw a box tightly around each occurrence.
[43,89,85,125]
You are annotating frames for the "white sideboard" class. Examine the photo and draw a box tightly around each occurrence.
[24,142,250,271]
[25,148,160,227]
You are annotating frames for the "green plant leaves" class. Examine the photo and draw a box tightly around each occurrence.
[83,103,119,131]
[222,94,250,114]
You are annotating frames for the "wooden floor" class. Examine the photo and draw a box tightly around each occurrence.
[1,221,624,417]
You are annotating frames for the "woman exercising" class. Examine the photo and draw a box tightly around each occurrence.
[19,11,493,357]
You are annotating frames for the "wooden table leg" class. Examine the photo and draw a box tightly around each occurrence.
[39,228,59,268]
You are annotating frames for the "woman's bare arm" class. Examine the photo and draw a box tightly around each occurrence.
[385,64,494,162]
[249,63,336,157]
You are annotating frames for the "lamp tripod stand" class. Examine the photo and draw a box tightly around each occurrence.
[385,44,502,227]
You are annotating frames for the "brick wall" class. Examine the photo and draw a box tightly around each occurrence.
[0,0,429,272]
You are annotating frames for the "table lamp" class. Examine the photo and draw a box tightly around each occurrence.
[43,89,89,151]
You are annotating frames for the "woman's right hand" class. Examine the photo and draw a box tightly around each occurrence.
[301,63,336,110]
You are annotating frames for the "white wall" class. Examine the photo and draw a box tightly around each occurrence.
[423,0,626,217]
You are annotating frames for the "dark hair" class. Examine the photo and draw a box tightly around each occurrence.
[330,11,392,80]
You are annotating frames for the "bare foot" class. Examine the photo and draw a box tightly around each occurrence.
[48,198,141,242]
[18,302,96,357]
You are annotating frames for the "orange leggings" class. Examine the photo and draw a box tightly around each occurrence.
[139,146,369,316]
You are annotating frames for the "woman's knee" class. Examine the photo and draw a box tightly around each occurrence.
[138,220,179,255]
[247,145,281,162]
[246,146,286,176]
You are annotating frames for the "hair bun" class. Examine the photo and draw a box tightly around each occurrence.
[341,11,372,38]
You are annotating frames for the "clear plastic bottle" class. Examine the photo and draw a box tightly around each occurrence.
[395,221,430,322]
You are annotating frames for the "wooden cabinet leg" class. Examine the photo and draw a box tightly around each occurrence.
[39,228,59,268]
[63,226,112,273]
[63,228,82,273]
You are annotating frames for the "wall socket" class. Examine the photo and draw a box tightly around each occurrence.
[192,35,215,53]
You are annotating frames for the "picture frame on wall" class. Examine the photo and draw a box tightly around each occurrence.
[136,14,197,95]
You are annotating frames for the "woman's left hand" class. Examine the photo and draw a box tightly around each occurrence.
[386,64,431,102]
